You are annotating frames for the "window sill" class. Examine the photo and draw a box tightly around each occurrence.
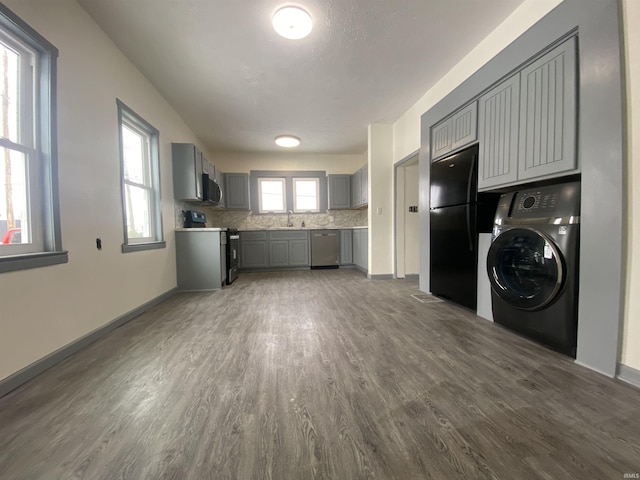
[122,241,166,253]
[0,250,69,274]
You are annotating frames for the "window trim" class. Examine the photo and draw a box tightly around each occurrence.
[292,177,320,213]
[249,170,327,214]
[116,99,165,253]
[0,3,67,274]
[257,177,286,213]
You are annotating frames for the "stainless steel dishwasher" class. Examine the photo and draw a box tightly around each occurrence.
[311,229,340,268]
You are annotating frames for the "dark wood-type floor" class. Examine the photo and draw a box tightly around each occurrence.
[1,269,639,479]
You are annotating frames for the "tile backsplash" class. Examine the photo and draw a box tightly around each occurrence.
[174,201,367,229]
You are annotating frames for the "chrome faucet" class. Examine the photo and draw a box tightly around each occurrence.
[287,210,294,227]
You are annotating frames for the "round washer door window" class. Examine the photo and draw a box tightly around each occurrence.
[487,228,564,310]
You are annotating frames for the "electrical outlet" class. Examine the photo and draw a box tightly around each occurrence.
[409,206,418,213]
[376,207,382,215]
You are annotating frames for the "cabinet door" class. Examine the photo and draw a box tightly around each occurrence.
[351,169,362,207]
[225,173,250,210]
[450,101,478,151]
[269,240,289,267]
[289,239,310,266]
[172,143,203,201]
[360,165,368,206]
[518,37,577,182]
[478,75,520,190]
[340,230,353,265]
[328,175,351,209]
[241,241,268,269]
[431,119,453,160]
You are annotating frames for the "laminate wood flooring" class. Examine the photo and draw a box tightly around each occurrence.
[1,269,639,479]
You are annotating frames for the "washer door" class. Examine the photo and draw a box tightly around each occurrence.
[487,228,564,310]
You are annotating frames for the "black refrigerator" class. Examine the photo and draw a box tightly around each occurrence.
[429,144,498,310]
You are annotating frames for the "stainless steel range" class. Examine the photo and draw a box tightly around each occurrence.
[226,229,239,284]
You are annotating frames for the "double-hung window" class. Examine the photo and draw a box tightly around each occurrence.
[293,177,319,212]
[0,4,65,273]
[258,177,286,213]
[117,100,164,252]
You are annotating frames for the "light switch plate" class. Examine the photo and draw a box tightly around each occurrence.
[376,207,382,215]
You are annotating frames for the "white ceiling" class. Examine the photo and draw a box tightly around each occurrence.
[77,0,526,154]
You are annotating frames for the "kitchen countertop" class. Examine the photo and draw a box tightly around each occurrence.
[175,227,227,232]
[237,226,367,232]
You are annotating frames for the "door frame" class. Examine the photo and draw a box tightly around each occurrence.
[394,150,419,280]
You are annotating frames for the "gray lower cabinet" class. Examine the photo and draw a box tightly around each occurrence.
[269,240,289,267]
[268,230,310,267]
[240,230,310,270]
[224,173,250,210]
[175,230,224,291]
[240,231,268,269]
[289,239,310,266]
[328,175,351,209]
[352,228,368,272]
[477,36,577,191]
[340,229,353,265]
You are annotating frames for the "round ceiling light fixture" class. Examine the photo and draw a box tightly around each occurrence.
[272,6,313,39]
[275,135,301,147]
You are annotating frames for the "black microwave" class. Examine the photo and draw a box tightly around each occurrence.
[202,173,223,206]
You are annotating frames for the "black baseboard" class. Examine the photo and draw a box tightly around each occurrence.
[0,288,178,399]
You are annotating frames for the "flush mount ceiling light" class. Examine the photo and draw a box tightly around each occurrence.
[275,135,301,147]
[272,6,313,39]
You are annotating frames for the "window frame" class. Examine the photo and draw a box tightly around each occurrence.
[292,177,320,213]
[117,99,165,253]
[257,177,286,213]
[249,170,328,215]
[0,3,66,274]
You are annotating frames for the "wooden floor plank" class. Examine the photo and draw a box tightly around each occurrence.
[0,269,639,479]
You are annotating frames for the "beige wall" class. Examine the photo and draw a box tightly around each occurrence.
[368,124,394,275]
[210,152,366,175]
[621,0,640,370]
[0,0,205,382]
[403,163,420,275]
[392,0,562,164]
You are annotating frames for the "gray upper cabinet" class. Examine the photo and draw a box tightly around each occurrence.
[477,37,577,191]
[172,143,204,201]
[478,75,521,190]
[224,173,250,210]
[350,165,368,208]
[351,169,362,208]
[518,37,577,182]
[328,174,351,209]
[431,102,478,161]
[360,164,368,206]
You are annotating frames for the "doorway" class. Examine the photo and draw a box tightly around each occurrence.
[395,153,419,279]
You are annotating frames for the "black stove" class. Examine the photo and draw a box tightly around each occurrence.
[226,229,239,285]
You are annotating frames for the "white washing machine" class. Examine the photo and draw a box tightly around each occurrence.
[486,181,580,357]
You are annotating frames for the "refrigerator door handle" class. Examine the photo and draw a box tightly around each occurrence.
[466,204,474,252]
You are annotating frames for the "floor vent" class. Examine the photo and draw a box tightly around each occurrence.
[411,294,443,304]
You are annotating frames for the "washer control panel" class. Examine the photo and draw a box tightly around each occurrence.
[515,191,559,213]
[509,181,580,219]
